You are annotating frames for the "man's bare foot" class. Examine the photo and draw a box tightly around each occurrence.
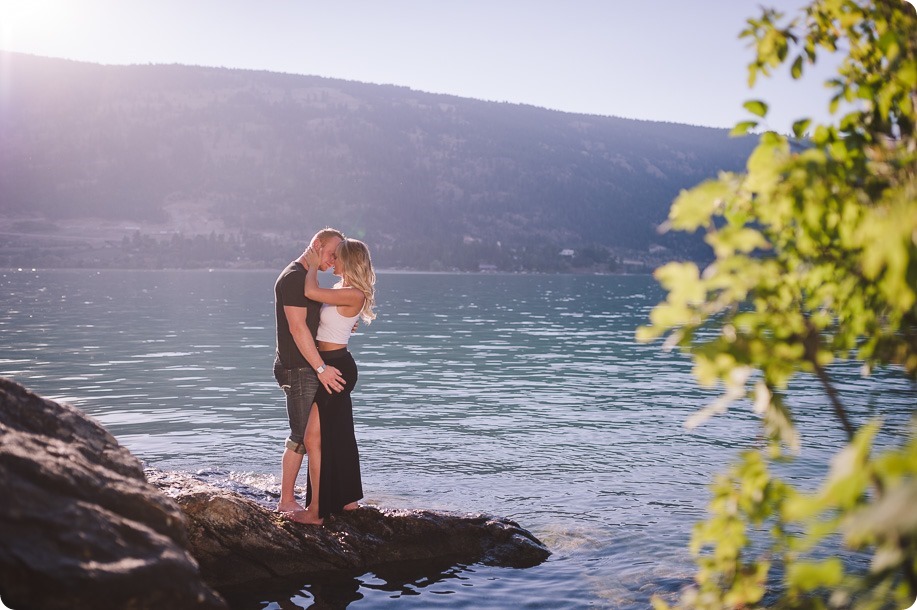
[289,508,323,525]
[276,500,304,513]
[343,502,359,511]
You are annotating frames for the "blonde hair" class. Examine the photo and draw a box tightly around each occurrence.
[336,238,376,324]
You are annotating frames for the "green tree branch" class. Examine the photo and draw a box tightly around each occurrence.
[640,0,917,607]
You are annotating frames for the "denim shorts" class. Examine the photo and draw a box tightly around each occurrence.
[274,362,320,444]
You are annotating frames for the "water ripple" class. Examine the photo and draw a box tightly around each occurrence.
[2,269,913,609]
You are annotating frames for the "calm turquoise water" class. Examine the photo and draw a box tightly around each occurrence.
[1,269,913,609]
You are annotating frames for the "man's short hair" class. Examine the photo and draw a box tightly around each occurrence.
[312,227,345,245]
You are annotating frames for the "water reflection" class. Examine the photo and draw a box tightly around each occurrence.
[220,558,478,610]
[219,571,363,610]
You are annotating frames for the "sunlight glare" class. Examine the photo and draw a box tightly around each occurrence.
[0,0,76,54]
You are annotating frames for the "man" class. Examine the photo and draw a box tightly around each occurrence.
[273,227,346,513]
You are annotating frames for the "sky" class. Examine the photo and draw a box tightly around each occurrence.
[0,0,894,132]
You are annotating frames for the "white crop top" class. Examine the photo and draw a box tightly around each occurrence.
[316,303,361,344]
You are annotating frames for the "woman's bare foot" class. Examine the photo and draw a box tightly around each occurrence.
[343,502,360,511]
[276,500,304,513]
[289,508,323,525]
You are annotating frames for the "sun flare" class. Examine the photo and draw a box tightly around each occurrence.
[0,0,76,53]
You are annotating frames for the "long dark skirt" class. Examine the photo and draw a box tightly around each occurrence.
[305,348,363,518]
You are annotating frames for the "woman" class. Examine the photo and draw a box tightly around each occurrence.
[291,238,376,525]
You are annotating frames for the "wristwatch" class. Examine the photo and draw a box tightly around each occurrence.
[316,364,326,374]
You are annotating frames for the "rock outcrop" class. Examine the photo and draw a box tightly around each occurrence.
[148,470,550,588]
[0,377,550,607]
[0,377,227,610]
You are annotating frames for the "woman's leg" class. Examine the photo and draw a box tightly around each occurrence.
[336,356,363,513]
[292,402,323,525]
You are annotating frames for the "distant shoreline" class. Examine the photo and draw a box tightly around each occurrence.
[0,266,652,276]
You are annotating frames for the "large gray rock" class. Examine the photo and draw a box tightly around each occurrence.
[0,378,227,610]
[0,377,550,606]
[148,470,551,588]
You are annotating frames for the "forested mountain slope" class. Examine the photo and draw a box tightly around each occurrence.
[0,52,755,270]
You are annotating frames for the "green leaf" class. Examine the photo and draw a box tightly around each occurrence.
[791,118,811,138]
[898,59,917,88]
[669,180,733,231]
[845,480,917,549]
[828,141,848,162]
[711,227,769,255]
[743,100,769,117]
[812,125,833,145]
[654,262,703,304]
[648,302,694,329]
[790,55,804,79]
[731,120,758,136]
[747,63,760,88]
[856,84,874,101]
[877,31,901,62]
[635,325,661,343]
[745,138,788,190]
[786,559,844,591]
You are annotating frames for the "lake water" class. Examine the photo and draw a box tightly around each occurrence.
[1,269,913,609]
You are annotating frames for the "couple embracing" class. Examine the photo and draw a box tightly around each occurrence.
[272,228,376,525]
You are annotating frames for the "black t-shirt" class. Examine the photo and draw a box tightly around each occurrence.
[274,261,321,369]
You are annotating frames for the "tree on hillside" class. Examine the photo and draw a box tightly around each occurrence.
[639,0,916,607]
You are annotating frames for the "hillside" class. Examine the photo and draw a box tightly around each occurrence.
[0,52,756,271]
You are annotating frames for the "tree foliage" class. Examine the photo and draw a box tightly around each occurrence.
[638,0,917,607]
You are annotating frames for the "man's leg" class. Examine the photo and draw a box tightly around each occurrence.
[279,444,305,512]
[277,367,314,512]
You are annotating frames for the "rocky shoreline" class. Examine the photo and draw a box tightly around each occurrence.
[0,377,550,609]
